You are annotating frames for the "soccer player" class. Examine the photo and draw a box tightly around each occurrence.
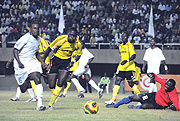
[105,32,140,105]
[44,27,83,110]
[106,73,179,111]
[13,19,47,111]
[70,41,103,98]
[142,37,168,93]
[7,32,50,102]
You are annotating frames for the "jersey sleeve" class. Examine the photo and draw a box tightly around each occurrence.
[14,35,28,50]
[49,35,66,51]
[154,74,166,85]
[129,43,136,56]
[157,48,165,61]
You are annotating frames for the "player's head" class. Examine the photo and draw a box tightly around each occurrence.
[29,19,40,39]
[122,32,129,43]
[150,37,156,48]
[165,79,176,92]
[68,27,78,43]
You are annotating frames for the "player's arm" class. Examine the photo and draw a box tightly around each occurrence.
[36,51,48,69]
[142,60,147,72]
[121,54,136,65]
[13,48,24,68]
[6,58,14,68]
[43,47,51,62]
[85,57,94,68]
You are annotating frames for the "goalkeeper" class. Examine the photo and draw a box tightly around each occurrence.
[106,73,179,111]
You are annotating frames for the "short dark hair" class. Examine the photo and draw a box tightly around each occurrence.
[167,79,176,87]
[29,19,40,28]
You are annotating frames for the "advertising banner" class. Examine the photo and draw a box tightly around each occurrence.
[125,74,180,92]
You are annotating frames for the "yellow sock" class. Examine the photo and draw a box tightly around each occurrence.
[132,84,140,95]
[47,84,54,93]
[112,85,120,102]
[49,85,62,105]
[76,87,80,92]
[30,80,37,97]
[63,82,71,95]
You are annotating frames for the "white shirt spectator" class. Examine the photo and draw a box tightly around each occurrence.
[143,47,165,74]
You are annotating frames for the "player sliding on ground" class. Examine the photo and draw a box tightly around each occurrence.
[106,73,179,111]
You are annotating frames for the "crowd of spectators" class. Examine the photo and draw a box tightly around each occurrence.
[0,0,179,49]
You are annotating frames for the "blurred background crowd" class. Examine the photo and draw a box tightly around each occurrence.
[0,0,180,49]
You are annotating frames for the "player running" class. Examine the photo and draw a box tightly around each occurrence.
[13,19,47,111]
[70,41,103,98]
[43,27,83,110]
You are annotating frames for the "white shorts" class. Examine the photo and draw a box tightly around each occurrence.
[14,59,42,85]
[73,66,91,77]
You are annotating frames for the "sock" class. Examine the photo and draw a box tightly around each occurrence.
[27,88,35,99]
[153,84,157,92]
[135,105,141,109]
[47,84,54,93]
[114,96,131,108]
[112,85,120,102]
[71,78,84,92]
[30,80,37,97]
[63,82,71,95]
[76,87,80,92]
[149,83,157,93]
[15,86,21,99]
[49,85,62,105]
[35,84,43,107]
[132,84,140,95]
[88,79,100,92]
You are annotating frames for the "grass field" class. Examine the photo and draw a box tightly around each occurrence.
[0,91,180,121]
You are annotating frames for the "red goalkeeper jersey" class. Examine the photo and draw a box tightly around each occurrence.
[154,74,179,111]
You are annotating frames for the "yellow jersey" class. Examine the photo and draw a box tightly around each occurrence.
[133,66,141,82]
[117,41,136,71]
[38,37,50,65]
[50,35,82,59]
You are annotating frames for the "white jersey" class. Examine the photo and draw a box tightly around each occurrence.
[13,32,42,85]
[73,48,94,76]
[78,48,94,67]
[143,47,165,74]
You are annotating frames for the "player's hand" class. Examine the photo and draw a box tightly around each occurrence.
[121,60,128,65]
[67,62,74,70]
[167,104,176,111]
[6,61,11,68]
[18,62,24,68]
[147,73,155,79]
[41,62,48,69]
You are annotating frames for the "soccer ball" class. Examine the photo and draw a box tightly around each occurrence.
[84,100,99,114]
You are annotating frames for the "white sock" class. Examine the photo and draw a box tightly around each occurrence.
[88,79,100,92]
[35,84,43,107]
[27,88,35,99]
[15,86,21,99]
[71,78,84,92]
[153,84,157,92]
[149,83,156,93]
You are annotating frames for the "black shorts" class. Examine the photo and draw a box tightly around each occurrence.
[48,56,71,74]
[139,92,164,109]
[116,71,135,81]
